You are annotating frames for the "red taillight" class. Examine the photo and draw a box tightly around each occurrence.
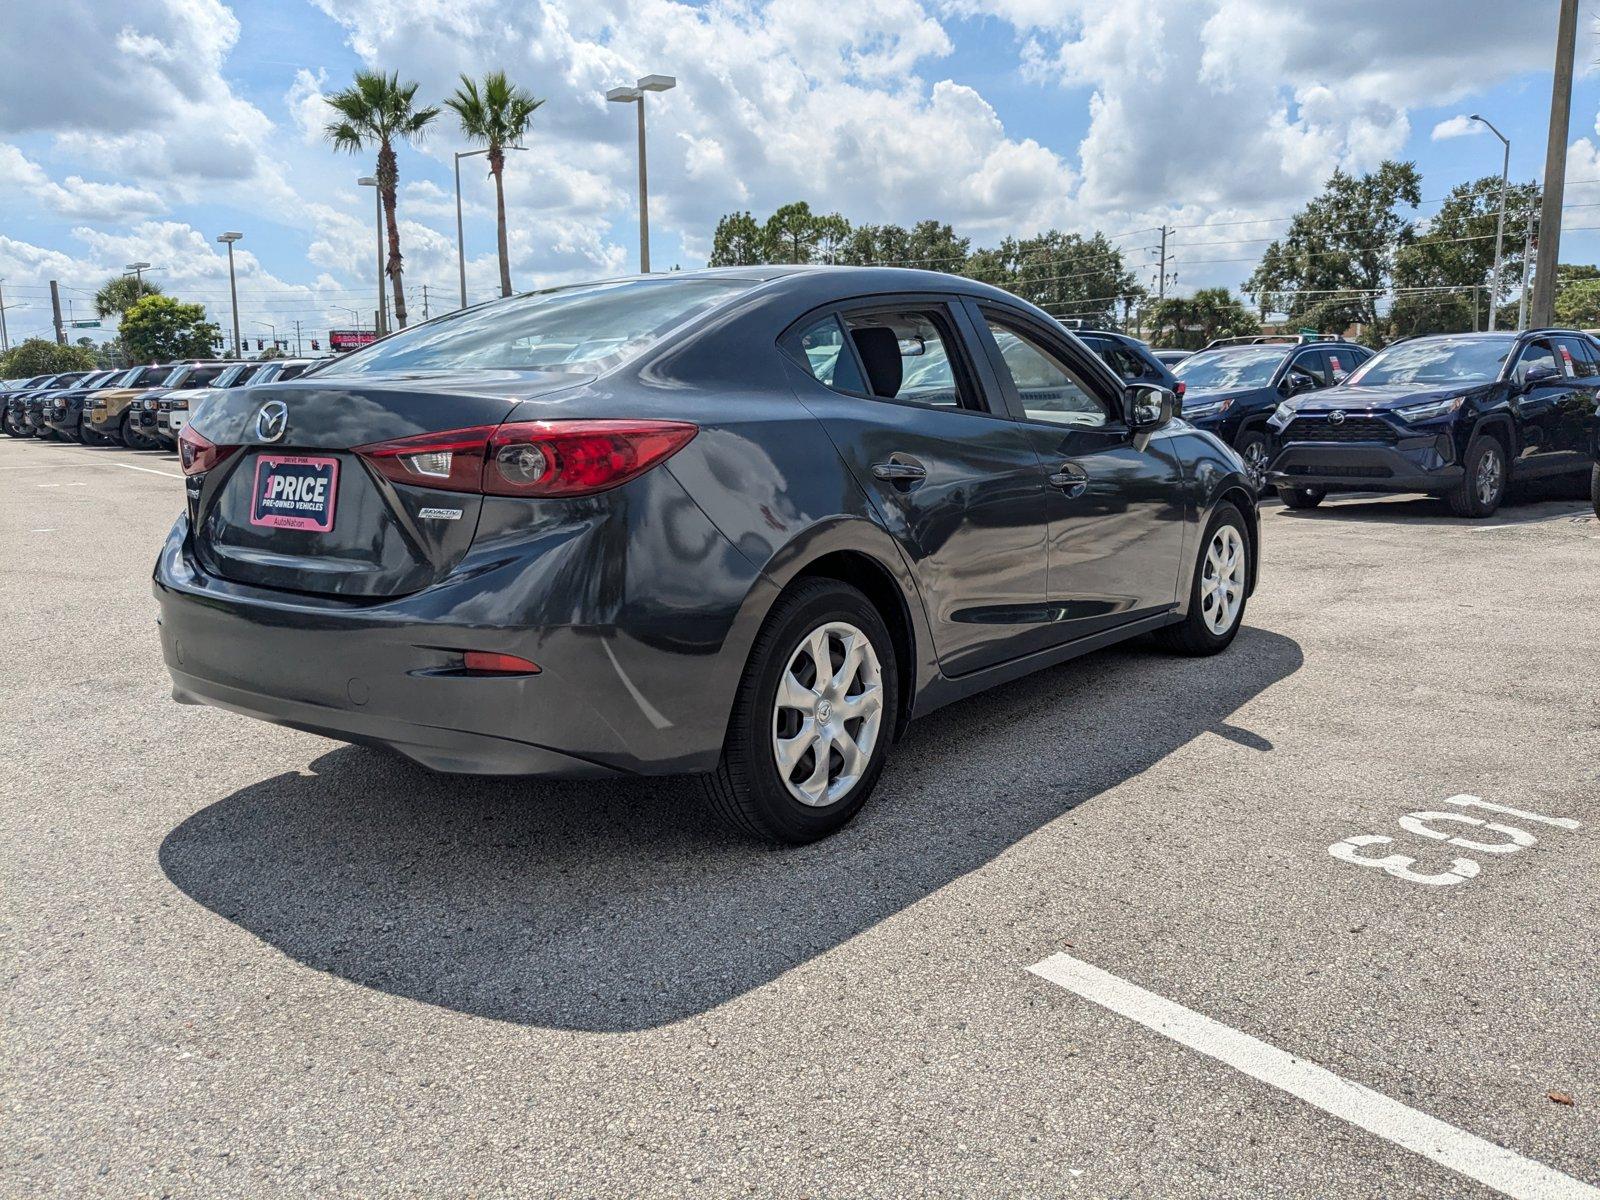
[178,423,239,476]
[354,420,698,498]
[1174,381,1186,398]
[462,650,541,675]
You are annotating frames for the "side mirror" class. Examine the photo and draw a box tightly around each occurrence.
[1125,383,1176,432]
[1280,373,1316,397]
[1521,363,1560,388]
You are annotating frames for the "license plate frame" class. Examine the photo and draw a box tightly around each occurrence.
[249,453,340,533]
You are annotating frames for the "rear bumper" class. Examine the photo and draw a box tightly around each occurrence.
[1265,438,1461,493]
[152,510,759,779]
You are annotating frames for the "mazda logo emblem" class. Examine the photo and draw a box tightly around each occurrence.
[255,400,288,442]
[1328,410,1346,425]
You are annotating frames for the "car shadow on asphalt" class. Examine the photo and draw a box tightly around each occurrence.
[1275,491,1594,529]
[158,626,1302,1032]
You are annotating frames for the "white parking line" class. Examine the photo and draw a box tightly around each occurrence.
[111,461,183,479]
[1028,953,1598,1200]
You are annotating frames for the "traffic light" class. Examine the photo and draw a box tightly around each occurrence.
[311,339,320,351]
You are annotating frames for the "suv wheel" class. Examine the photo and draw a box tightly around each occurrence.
[1235,430,1269,488]
[1277,485,1325,510]
[2,408,26,437]
[703,578,898,844]
[1154,503,1250,656]
[1447,435,1507,518]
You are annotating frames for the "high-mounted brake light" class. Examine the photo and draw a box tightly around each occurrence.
[178,423,240,476]
[354,420,698,498]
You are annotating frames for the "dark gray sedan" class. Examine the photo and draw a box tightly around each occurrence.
[156,267,1258,842]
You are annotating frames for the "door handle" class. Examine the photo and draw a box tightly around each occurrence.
[871,458,928,486]
[1049,463,1090,498]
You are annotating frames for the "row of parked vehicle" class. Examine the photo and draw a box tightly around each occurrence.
[1,358,318,449]
[1076,325,1600,519]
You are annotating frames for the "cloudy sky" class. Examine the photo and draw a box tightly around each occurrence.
[1,0,1598,347]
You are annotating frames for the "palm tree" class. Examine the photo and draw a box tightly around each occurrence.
[445,72,544,297]
[324,70,439,328]
[94,274,162,319]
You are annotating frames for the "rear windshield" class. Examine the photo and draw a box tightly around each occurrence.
[1347,337,1512,386]
[1172,346,1286,391]
[317,277,754,378]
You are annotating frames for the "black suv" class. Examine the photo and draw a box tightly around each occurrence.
[1265,329,1600,517]
[1069,327,1185,399]
[1172,335,1373,483]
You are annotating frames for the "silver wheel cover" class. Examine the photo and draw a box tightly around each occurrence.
[772,621,884,807]
[1200,525,1247,635]
[1476,446,1503,506]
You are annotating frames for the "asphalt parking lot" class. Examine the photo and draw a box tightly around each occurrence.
[3,435,1597,1198]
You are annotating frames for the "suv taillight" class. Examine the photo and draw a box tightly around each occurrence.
[178,423,239,476]
[354,420,698,498]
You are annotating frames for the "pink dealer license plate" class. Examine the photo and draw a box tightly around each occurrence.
[249,453,340,532]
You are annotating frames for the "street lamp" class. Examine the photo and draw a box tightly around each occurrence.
[453,145,529,307]
[606,74,676,274]
[255,321,278,355]
[216,233,243,357]
[1470,114,1511,331]
[358,177,387,336]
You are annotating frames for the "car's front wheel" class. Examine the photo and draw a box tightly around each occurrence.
[1447,435,1507,518]
[703,578,898,844]
[1235,429,1270,489]
[1154,503,1250,656]
[2,408,26,437]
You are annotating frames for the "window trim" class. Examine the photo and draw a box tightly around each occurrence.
[967,300,1129,431]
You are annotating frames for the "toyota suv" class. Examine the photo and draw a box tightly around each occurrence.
[1265,329,1600,517]
[1172,336,1372,484]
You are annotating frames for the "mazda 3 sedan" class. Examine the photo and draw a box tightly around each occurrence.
[156,268,1259,842]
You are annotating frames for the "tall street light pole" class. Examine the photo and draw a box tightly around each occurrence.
[1531,0,1579,328]
[1468,116,1510,331]
[358,177,387,336]
[453,145,528,308]
[216,233,244,356]
[606,74,676,273]
[125,261,152,296]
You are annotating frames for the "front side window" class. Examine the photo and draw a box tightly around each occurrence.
[129,365,170,387]
[319,276,753,378]
[839,309,972,410]
[981,315,1109,428]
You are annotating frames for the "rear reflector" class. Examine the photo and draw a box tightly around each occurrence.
[178,423,240,476]
[354,419,697,498]
[462,651,541,675]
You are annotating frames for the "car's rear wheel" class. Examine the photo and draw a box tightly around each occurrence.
[1446,435,1506,518]
[1277,485,1325,510]
[703,578,898,844]
[1154,502,1250,656]
[1235,429,1269,489]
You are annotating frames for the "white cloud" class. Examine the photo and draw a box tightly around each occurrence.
[1432,115,1481,141]
[0,144,168,221]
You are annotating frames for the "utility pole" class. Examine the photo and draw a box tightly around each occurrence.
[293,320,303,357]
[1517,208,1536,331]
[0,279,10,353]
[422,283,430,321]
[1156,225,1170,303]
[1530,0,1578,327]
[49,280,66,344]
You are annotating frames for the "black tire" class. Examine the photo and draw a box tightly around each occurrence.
[2,409,26,437]
[1235,428,1270,489]
[1276,485,1325,510]
[80,421,109,446]
[702,578,899,844]
[1154,502,1251,656]
[117,412,141,449]
[1591,463,1599,520]
[1446,434,1507,518]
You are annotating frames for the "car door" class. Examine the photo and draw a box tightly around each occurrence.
[1551,335,1600,464]
[780,299,1055,676]
[1509,338,1570,473]
[964,300,1189,642]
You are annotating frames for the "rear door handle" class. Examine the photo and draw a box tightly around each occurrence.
[871,457,928,486]
[1049,463,1090,498]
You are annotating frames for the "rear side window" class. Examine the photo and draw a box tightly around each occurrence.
[1323,348,1357,383]
[839,308,976,411]
[979,313,1110,429]
[1554,336,1598,379]
[1091,338,1153,381]
[787,315,867,395]
[1291,351,1330,386]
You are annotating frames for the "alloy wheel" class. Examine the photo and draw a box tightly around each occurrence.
[1475,446,1503,507]
[771,621,884,807]
[1242,439,1268,486]
[1200,525,1247,635]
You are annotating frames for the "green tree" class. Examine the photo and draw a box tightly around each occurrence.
[0,337,97,377]
[94,274,163,319]
[813,212,852,264]
[1556,271,1600,328]
[764,202,827,263]
[118,295,220,363]
[325,70,440,328]
[838,220,970,272]
[446,71,544,298]
[708,211,768,266]
[966,230,1141,327]
[1148,288,1262,349]
[1246,162,1423,336]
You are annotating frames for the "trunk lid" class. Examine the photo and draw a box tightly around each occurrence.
[188,370,590,598]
